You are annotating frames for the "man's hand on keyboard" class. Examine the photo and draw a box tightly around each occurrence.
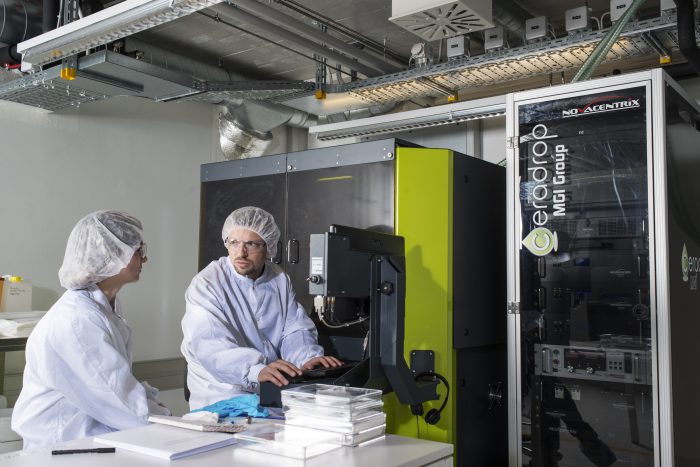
[302,356,344,370]
[258,359,302,386]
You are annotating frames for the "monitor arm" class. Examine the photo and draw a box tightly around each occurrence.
[308,225,437,405]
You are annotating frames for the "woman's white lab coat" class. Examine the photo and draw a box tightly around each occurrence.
[11,285,167,449]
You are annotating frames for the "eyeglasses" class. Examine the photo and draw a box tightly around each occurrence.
[136,242,147,259]
[225,238,266,252]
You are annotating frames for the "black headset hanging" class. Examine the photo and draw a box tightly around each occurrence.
[409,371,450,426]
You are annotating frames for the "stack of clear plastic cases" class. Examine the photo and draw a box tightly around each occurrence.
[281,384,386,446]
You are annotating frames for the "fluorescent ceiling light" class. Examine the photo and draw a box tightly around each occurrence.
[309,95,506,141]
[17,0,224,67]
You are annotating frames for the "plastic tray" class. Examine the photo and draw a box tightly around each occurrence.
[283,400,384,421]
[339,424,386,446]
[234,424,341,460]
[280,384,383,408]
[284,411,386,434]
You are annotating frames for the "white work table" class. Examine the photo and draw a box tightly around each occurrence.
[0,434,453,467]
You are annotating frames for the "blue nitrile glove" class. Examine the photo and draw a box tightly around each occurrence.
[192,394,269,418]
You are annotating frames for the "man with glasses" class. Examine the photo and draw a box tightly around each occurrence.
[181,206,341,410]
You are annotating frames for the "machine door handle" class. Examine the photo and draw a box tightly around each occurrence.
[287,239,299,264]
[542,348,552,373]
[633,354,641,382]
[637,255,646,278]
[272,241,282,264]
[535,287,546,309]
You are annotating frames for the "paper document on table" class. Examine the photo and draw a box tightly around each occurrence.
[148,415,246,433]
[0,311,45,337]
[94,423,237,460]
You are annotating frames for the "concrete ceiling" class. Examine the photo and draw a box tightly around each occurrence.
[132,0,666,83]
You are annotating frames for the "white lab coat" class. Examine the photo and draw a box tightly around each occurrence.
[11,285,168,449]
[181,257,323,410]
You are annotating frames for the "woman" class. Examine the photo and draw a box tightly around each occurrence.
[12,210,170,449]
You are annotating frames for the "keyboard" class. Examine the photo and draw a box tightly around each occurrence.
[285,363,357,384]
[302,362,357,379]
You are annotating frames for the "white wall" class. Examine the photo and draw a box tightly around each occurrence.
[0,96,220,367]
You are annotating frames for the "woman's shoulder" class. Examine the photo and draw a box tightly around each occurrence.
[53,290,110,324]
[34,290,109,342]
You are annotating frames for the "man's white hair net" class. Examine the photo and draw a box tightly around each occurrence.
[58,210,143,290]
[221,206,280,259]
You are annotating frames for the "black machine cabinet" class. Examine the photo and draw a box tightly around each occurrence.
[199,174,286,267]
[508,70,700,467]
[199,138,507,466]
[200,141,397,359]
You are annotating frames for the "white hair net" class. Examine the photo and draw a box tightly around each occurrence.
[221,206,280,259]
[58,211,143,290]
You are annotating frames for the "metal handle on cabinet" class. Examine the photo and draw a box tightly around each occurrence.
[637,254,647,278]
[536,287,546,309]
[287,239,299,264]
[542,348,552,373]
[272,241,282,264]
[633,354,641,382]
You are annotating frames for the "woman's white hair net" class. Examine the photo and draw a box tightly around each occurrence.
[221,206,280,259]
[58,210,143,290]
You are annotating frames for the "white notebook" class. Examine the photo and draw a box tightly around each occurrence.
[94,423,237,460]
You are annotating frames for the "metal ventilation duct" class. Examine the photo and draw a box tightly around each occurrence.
[0,0,43,44]
[218,99,315,160]
[17,0,225,67]
[389,0,494,41]
[0,49,200,110]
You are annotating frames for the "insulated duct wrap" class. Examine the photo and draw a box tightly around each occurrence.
[218,99,396,159]
[219,110,274,160]
[217,99,315,160]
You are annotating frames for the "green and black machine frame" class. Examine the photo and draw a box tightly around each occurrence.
[199,138,507,465]
[306,225,438,405]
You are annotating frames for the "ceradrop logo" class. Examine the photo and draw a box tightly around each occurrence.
[522,227,558,256]
[682,243,689,282]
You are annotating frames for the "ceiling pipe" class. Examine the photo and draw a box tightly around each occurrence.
[0,0,43,43]
[124,37,243,82]
[43,0,60,33]
[0,45,21,65]
[673,0,700,78]
[571,0,645,82]
[0,0,43,65]
[228,0,403,73]
[319,103,398,125]
[208,3,381,78]
[274,0,407,66]
[492,2,526,43]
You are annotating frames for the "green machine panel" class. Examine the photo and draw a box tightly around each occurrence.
[388,147,507,467]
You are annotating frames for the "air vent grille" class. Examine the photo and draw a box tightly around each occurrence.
[389,0,493,41]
